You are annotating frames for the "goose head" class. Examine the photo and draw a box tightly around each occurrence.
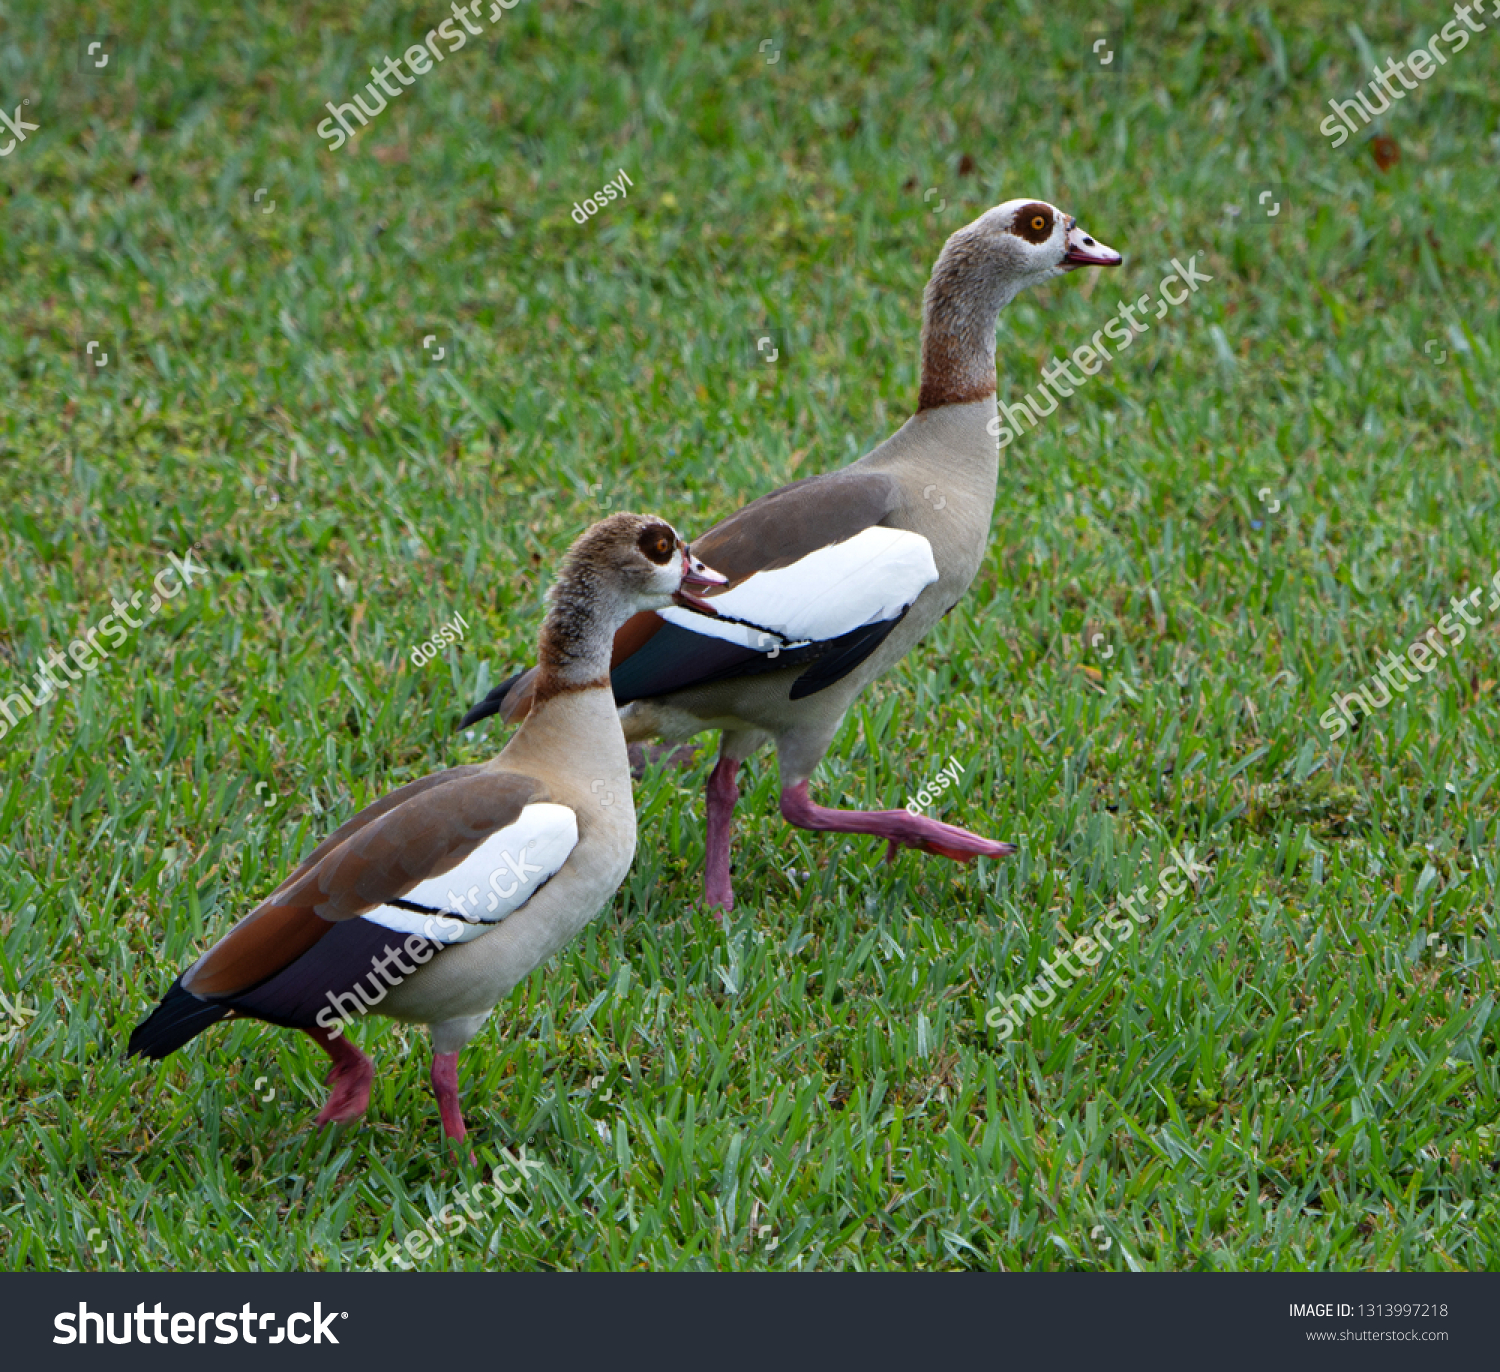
[962,198,1122,288]
[556,513,727,624]
[917,198,1122,409]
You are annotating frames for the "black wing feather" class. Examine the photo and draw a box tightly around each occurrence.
[127,977,231,1060]
[789,611,907,700]
[220,918,444,1031]
[459,670,526,728]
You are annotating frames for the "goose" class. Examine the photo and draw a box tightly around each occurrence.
[128,514,727,1146]
[460,199,1121,910]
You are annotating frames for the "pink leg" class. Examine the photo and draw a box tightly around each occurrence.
[779,781,1017,865]
[431,1051,473,1160]
[704,755,740,913]
[305,1024,374,1127]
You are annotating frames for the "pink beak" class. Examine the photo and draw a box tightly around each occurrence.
[673,548,728,614]
[1062,220,1122,269]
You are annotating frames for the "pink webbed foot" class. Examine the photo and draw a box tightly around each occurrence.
[703,755,740,916]
[779,782,1017,865]
[431,1051,476,1163]
[305,1025,374,1127]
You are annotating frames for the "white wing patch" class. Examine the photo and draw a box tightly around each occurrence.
[360,802,578,946]
[657,526,938,649]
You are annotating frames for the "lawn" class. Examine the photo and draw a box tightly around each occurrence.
[0,0,1497,1271]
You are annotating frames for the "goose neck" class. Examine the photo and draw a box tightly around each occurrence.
[917,252,1022,412]
[532,573,627,700]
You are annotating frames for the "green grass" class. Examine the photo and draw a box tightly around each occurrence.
[1,0,1498,1271]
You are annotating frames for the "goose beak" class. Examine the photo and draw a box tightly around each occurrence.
[674,549,728,614]
[1062,220,1122,269]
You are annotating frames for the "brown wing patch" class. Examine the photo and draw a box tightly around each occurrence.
[183,770,549,999]
[1011,202,1054,244]
[259,764,487,903]
[689,470,903,585]
[296,771,548,920]
[184,903,335,997]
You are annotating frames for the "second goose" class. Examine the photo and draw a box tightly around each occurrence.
[462,200,1121,910]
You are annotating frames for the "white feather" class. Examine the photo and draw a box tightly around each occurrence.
[657,526,938,649]
[360,802,578,945]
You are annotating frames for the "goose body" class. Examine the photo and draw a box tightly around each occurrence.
[376,690,635,1033]
[129,515,725,1146]
[462,200,1122,909]
[614,400,999,771]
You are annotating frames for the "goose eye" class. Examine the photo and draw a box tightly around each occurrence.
[637,524,677,564]
[1012,204,1053,243]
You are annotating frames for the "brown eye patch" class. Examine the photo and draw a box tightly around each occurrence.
[638,523,676,565]
[1011,202,1054,244]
